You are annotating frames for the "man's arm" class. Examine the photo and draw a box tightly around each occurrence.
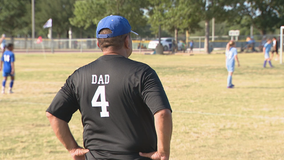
[46,112,89,160]
[140,109,172,160]
[155,109,172,159]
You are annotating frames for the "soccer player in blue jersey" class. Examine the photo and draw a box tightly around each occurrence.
[226,41,240,88]
[263,39,273,68]
[0,43,15,94]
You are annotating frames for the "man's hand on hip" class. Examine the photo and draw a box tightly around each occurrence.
[139,151,169,160]
[69,147,89,160]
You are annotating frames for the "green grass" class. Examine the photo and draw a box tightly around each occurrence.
[0,52,284,160]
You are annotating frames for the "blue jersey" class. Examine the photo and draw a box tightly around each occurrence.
[264,42,272,54]
[1,39,6,48]
[226,47,237,72]
[1,50,15,73]
[189,42,193,47]
[226,47,237,66]
[264,42,272,59]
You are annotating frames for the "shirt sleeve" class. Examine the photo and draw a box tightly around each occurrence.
[273,41,276,46]
[140,67,172,115]
[234,48,238,56]
[264,43,267,48]
[46,74,80,122]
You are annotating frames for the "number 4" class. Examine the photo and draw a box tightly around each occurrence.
[91,85,109,117]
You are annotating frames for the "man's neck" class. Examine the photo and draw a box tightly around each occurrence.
[102,48,129,58]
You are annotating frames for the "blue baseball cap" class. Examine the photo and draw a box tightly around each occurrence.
[96,15,138,38]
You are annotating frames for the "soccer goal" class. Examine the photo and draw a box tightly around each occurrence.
[280,26,284,64]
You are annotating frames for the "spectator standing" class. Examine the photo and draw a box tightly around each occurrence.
[189,40,194,53]
[46,15,173,160]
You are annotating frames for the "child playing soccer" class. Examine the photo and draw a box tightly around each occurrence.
[226,40,240,88]
[263,39,273,68]
[271,37,279,61]
[0,43,15,94]
[0,34,6,54]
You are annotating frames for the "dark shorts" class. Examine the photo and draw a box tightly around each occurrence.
[272,48,278,54]
[3,72,14,77]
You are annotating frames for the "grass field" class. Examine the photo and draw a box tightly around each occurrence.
[0,51,283,160]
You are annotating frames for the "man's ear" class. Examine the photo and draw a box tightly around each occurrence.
[124,35,130,49]
[97,41,100,48]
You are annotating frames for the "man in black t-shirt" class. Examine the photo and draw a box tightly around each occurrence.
[46,15,172,160]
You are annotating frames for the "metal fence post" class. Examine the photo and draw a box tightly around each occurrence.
[199,37,201,52]
[80,41,83,53]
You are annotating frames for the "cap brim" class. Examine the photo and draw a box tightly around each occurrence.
[131,31,138,36]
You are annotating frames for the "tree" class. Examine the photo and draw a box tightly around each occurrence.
[149,0,235,53]
[70,0,149,36]
[163,0,202,43]
[36,0,76,38]
[187,0,236,53]
[233,0,284,36]
[147,0,170,35]
[0,0,31,42]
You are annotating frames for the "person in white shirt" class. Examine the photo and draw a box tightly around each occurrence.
[271,37,279,61]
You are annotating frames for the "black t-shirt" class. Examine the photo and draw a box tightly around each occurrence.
[47,55,172,159]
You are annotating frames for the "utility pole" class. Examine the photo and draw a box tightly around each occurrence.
[250,25,253,38]
[32,0,35,49]
[155,0,163,54]
[212,18,215,41]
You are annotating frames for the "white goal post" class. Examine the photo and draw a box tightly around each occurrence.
[280,26,284,64]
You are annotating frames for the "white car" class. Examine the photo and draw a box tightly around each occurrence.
[148,38,174,51]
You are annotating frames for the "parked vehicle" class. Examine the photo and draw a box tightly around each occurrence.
[148,38,184,51]
[148,38,173,51]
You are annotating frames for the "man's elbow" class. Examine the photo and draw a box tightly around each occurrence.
[155,109,172,119]
[46,111,55,120]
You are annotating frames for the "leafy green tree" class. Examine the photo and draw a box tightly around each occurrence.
[148,0,233,53]
[147,0,170,35]
[233,0,284,36]
[187,0,236,53]
[163,0,202,43]
[70,0,149,36]
[36,0,76,38]
[0,0,30,42]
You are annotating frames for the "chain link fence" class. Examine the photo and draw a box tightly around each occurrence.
[3,35,279,53]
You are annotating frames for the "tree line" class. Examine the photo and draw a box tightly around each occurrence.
[0,0,283,52]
